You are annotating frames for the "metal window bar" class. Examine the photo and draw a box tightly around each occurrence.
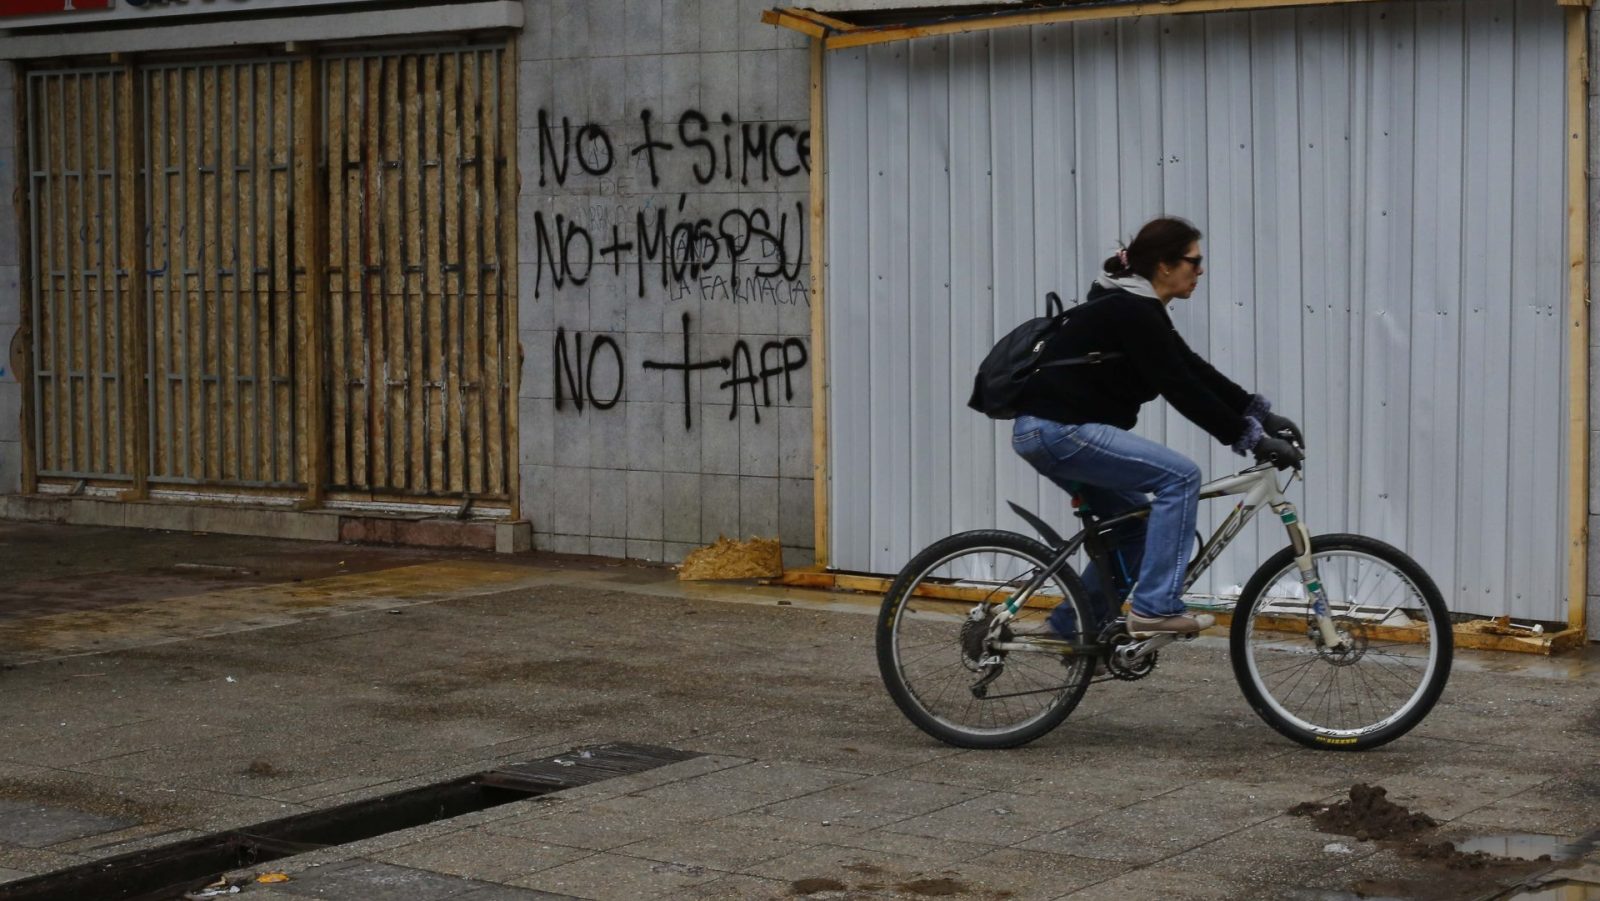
[140,59,301,489]
[26,67,130,481]
[319,46,510,501]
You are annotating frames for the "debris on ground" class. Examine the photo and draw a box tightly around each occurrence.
[677,536,782,581]
[244,759,280,777]
[1292,785,1563,900]
[1289,783,1438,842]
[254,872,289,884]
[1458,615,1546,637]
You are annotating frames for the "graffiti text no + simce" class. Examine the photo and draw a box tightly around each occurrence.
[537,109,810,190]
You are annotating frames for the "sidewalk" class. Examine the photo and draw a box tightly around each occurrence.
[1,522,1597,900]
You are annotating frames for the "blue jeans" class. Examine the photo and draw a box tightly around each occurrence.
[1011,417,1201,630]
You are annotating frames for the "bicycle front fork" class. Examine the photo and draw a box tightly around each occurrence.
[1272,501,1346,649]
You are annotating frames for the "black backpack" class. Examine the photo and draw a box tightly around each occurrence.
[966,291,1122,420]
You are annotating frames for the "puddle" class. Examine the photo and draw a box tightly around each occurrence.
[1504,881,1600,901]
[1456,833,1591,862]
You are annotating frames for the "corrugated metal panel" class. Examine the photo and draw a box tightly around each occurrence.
[825,0,1571,621]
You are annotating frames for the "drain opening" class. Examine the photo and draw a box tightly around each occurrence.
[0,742,696,901]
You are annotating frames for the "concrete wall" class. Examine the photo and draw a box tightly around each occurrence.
[516,1,816,565]
[0,61,18,496]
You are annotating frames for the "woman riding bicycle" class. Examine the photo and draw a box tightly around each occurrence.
[1011,216,1303,638]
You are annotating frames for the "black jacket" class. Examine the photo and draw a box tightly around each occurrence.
[1016,283,1254,447]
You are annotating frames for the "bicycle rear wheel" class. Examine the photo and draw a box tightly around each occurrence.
[876,530,1097,749]
[1229,534,1452,751]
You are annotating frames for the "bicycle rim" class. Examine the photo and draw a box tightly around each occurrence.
[1239,548,1444,741]
[886,541,1091,742]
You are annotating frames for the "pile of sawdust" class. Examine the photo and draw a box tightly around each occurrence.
[677,536,782,581]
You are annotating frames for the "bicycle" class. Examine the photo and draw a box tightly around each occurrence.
[875,449,1453,751]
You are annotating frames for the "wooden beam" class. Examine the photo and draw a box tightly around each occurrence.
[782,8,858,32]
[502,40,522,521]
[294,55,328,508]
[761,9,828,39]
[819,0,1395,50]
[119,64,150,500]
[1567,5,1589,634]
[13,65,37,496]
[808,36,830,570]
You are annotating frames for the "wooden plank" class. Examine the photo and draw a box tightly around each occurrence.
[501,41,520,519]
[362,56,386,492]
[295,56,327,505]
[808,37,829,567]
[461,51,485,497]
[478,48,504,499]
[121,65,150,498]
[325,59,348,490]
[403,52,426,495]
[272,63,295,485]
[423,53,445,494]
[760,9,827,40]
[442,52,465,495]
[17,70,38,492]
[816,0,1397,50]
[381,54,404,492]
[1566,5,1588,631]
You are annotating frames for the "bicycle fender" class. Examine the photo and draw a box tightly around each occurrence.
[1006,501,1067,548]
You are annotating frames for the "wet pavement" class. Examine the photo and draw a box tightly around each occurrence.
[1,522,1599,900]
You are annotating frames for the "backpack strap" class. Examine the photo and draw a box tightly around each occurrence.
[1036,291,1122,370]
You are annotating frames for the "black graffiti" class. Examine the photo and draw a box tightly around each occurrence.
[554,328,624,412]
[625,313,809,429]
[641,312,730,430]
[718,336,808,423]
[532,198,805,299]
[537,110,615,188]
[536,107,810,190]
[667,274,810,307]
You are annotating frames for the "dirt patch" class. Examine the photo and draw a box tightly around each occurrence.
[1289,783,1438,842]
[1292,784,1560,901]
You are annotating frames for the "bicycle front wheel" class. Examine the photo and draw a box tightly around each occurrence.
[1229,534,1452,751]
[876,530,1097,750]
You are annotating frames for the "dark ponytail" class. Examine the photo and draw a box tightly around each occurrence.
[1102,216,1203,280]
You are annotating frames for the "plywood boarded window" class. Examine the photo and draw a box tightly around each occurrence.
[323,48,514,500]
[25,68,136,481]
[21,45,517,507]
[144,60,304,487]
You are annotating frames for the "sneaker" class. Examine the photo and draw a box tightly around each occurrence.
[1125,611,1216,636]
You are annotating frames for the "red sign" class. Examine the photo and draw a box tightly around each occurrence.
[0,0,113,17]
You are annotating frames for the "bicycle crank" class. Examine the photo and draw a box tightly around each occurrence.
[1105,632,1179,681]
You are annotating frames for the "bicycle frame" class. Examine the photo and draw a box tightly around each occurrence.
[995,463,1346,651]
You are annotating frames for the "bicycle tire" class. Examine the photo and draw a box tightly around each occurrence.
[1229,533,1452,751]
[876,530,1096,750]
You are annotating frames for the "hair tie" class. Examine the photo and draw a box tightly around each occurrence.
[1117,248,1129,269]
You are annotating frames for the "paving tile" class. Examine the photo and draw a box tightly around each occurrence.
[1057,865,1244,900]
[652,760,860,801]
[268,859,485,901]
[760,777,983,830]
[881,790,1098,846]
[375,830,595,884]
[510,851,725,900]
[619,813,837,871]
[0,800,134,848]
[665,872,791,900]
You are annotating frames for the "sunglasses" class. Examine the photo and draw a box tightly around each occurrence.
[1180,254,1204,268]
